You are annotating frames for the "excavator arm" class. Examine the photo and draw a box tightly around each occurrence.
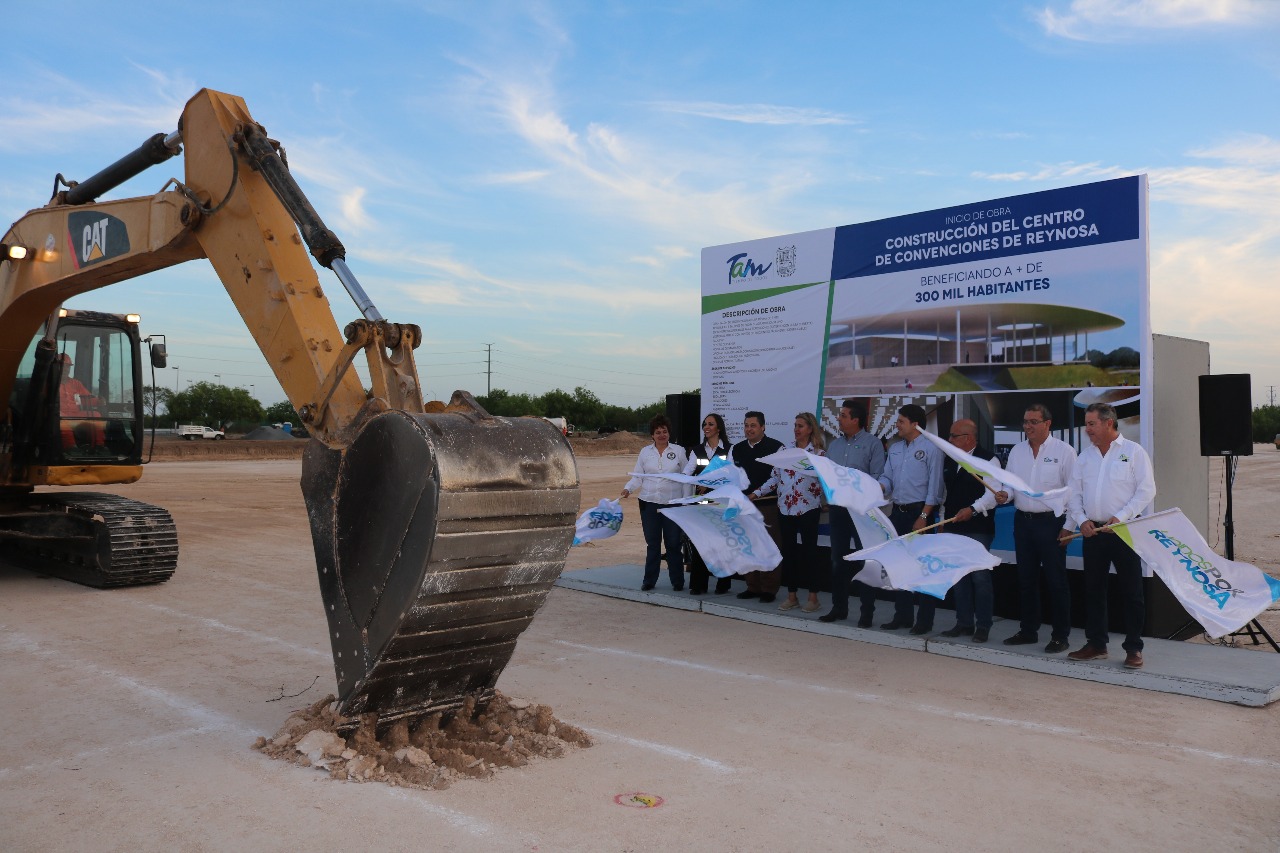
[0,89,579,724]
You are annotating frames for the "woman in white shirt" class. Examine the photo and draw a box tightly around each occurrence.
[620,414,690,591]
[681,413,732,595]
[760,412,827,612]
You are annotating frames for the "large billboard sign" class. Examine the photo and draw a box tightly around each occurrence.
[701,176,1150,559]
[702,175,1149,452]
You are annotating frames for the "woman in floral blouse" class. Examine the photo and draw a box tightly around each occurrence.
[760,412,827,612]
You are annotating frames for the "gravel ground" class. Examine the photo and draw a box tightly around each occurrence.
[0,449,1277,851]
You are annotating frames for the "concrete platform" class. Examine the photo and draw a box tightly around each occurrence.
[557,564,1280,707]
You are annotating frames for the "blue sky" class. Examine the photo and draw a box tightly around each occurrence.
[3,0,1279,407]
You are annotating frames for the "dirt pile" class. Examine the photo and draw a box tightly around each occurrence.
[252,691,591,789]
[241,426,299,441]
[570,432,648,457]
[148,435,305,461]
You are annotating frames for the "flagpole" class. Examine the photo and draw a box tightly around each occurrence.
[907,514,963,536]
[966,470,997,493]
[1059,522,1119,542]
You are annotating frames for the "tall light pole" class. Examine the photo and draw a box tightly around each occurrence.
[172,365,179,392]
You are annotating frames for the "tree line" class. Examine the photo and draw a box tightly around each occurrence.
[145,382,302,431]
[145,381,681,434]
[1253,405,1280,443]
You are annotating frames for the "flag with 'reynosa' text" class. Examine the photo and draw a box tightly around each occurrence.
[1111,508,1280,638]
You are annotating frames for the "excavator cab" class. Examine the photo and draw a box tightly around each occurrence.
[12,310,146,466]
[0,88,578,725]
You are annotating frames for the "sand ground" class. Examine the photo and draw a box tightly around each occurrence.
[1,446,1277,851]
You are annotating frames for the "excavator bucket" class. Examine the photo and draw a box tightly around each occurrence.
[300,395,579,724]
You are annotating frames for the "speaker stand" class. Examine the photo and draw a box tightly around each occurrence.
[1220,455,1279,652]
[1230,619,1280,653]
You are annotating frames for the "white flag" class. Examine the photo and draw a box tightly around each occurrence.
[848,532,1000,600]
[854,505,896,550]
[629,454,749,491]
[572,498,623,546]
[757,447,812,474]
[661,487,781,578]
[756,449,889,516]
[916,428,1068,515]
[1112,508,1280,638]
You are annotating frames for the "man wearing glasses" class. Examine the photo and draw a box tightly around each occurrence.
[995,403,1076,653]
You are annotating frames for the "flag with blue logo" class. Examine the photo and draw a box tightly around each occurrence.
[662,486,782,577]
[758,448,888,516]
[916,428,1068,516]
[847,531,1001,599]
[572,498,624,546]
[629,453,749,491]
[1111,508,1280,638]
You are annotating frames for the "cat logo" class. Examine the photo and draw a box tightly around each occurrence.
[66,211,130,270]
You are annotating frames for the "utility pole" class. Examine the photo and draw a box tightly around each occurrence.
[484,343,494,395]
[1269,385,1276,407]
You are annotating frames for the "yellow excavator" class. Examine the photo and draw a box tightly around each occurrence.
[0,89,580,724]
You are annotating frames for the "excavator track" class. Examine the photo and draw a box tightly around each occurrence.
[0,492,178,588]
[302,407,579,725]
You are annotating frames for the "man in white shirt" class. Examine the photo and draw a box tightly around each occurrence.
[995,403,1076,653]
[1060,402,1157,669]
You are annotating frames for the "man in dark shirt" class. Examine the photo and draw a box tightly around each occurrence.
[937,419,1000,642]
[732,410,785,602]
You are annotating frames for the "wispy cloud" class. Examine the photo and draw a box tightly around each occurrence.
[0,67,192,151]
[974,141,1280,381]
[456,65,819,245]
[649,101,856,127]
[370,245,690,317]
[975,162,1129,182]
[1036,0,1280,42]
[473,169,551,185]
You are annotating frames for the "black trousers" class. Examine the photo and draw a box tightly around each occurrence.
[1082,529,1145,652]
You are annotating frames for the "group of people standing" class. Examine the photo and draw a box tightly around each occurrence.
[619,398,1157,668]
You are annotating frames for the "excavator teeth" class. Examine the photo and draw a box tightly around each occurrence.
[301,410,579,723]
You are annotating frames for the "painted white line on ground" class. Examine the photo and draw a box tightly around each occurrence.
[139,602,331,661]
[577,726,736,775]
[553,640,1280,771]
[385,788,508,839]
[0,726,215,780]
[0,628,254,736]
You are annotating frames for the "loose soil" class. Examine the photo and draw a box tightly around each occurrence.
[253,691,590,790]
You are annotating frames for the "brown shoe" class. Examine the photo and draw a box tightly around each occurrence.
[1067,644,1108,661]
[1123,651,1144,669]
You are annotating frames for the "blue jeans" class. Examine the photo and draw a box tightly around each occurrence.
[1014,511,1071,642]
[639,500,684,588]
[951,531,995,630]
[1082,531,1145,652]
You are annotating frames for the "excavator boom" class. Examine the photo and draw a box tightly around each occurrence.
[0,89,579,723]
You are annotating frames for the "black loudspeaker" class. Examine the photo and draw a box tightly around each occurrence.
[665,393,702,450]
[1198,374,1253,457]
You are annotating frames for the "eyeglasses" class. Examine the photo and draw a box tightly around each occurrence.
[947,433,971,439]
[1022,419,1045,425]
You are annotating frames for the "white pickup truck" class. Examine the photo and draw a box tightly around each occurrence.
[178,425,225,441]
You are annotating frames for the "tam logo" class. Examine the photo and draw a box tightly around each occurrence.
[727,252,772,283]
